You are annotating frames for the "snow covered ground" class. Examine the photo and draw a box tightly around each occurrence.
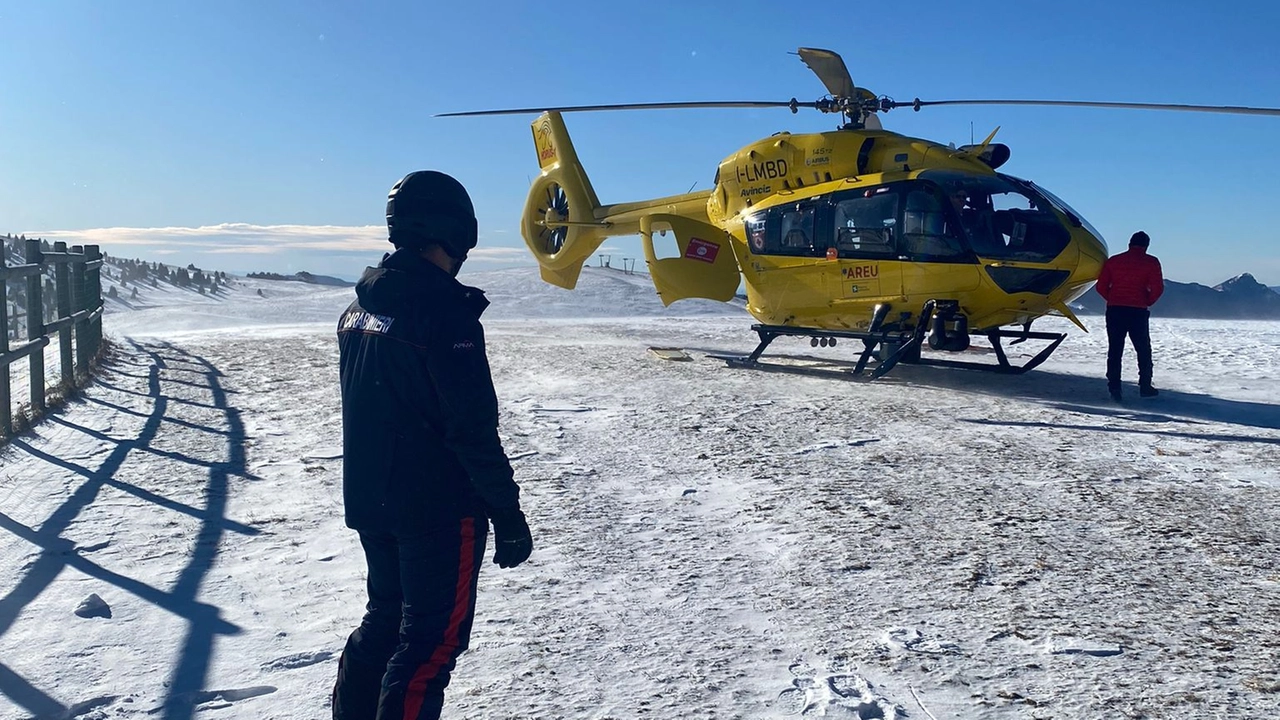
[0,265,1277,720]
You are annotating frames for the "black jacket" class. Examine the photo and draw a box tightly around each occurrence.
[337,249,519,532]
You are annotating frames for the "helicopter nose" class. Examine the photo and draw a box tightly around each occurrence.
[1077,231,1108,278]
[1061,229,1108,299]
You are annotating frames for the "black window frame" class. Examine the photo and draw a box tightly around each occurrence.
[744,180,981,264]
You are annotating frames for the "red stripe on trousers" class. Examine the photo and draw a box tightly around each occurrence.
[401,518,478,720]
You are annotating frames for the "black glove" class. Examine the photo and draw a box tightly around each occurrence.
[489,507,532,569]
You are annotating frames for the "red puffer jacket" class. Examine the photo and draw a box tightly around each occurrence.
[1096,247,1164,309]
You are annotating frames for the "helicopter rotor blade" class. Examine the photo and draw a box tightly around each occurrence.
[796,47,855,99]
[889,98,1280,117]
[437,100,809,117]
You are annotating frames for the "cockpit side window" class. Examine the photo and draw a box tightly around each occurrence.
[903,189,969,261]
[831,190,898,259]
[749,202,823,258]
[982,188,1070,261]
[781,207,815,251]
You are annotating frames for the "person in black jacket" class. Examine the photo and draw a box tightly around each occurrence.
[331,170,533,720]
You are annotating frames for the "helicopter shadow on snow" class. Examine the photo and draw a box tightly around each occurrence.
[906,366,1280,440]
[691,348,1280,438]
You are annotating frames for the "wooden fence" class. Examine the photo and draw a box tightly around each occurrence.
[0,239,104,435]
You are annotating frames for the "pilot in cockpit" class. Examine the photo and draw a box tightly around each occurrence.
[949,187,1004,255]
[946,187,978,235]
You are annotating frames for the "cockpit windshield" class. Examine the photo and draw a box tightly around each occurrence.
[1022,178,1107,251]
[920,170,1071,262]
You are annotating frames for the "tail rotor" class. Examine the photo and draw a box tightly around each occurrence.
[532,180,571,254]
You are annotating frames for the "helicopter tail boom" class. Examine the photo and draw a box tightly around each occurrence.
[520,112,740,303]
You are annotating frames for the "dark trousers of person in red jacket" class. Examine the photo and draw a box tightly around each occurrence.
[332,516,487,720]
[1105,306,1154,397]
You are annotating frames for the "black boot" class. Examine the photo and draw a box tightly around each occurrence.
[1109,385,1123,403]
[1140,384,1159,397]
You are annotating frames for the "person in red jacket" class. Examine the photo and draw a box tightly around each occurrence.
[1095,230,1165,402]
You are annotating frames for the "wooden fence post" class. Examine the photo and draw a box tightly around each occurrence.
[71,246,88,377]
[0,246,10,435]
[53,241,73,385]
[86,245,102,361]
[25,239,45,414]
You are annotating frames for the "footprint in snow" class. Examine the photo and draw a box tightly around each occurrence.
[777,658,905,718]
[882,627,963,656]
[261,650,334,671]
[530,404,594,413]
[152,685,277,713]
[777,661,817,715]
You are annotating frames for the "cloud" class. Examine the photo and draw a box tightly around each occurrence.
[24,223,531,262]
[29,223,387,252]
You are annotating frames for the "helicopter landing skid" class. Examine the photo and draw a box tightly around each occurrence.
[710,322,1066,380]
[914,328,1067,375]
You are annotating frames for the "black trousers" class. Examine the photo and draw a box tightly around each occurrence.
[333,515,487,720]
[1105,306,1153,389]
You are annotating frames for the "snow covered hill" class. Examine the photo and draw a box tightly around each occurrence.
[99,264,747,340]
[470,265,747,320]
[1,264,1277,719]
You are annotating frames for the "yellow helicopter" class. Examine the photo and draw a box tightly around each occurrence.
[442,48,1280,378]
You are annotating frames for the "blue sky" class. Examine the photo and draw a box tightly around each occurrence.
[3,0,1279,284]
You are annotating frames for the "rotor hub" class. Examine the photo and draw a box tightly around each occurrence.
[807,87,887,129]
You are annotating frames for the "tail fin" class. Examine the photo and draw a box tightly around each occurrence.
[520,112,607,289]
[519,112,730,299]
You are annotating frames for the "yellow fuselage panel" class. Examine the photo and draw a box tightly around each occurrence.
[708,130,991,223]
[745,265,1082,331]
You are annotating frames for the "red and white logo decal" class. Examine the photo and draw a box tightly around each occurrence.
[684,237,720,264]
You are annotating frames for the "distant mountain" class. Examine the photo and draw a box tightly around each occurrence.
[1074,273,1280,318]
[246,271,354,287]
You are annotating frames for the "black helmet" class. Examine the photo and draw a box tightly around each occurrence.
[386,170,477,258]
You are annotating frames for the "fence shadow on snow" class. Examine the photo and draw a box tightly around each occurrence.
[0,339,264,720]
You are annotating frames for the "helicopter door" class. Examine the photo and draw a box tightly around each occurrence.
[897,187,981,295]
[829,188,904,302]
[640,214,740,306]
